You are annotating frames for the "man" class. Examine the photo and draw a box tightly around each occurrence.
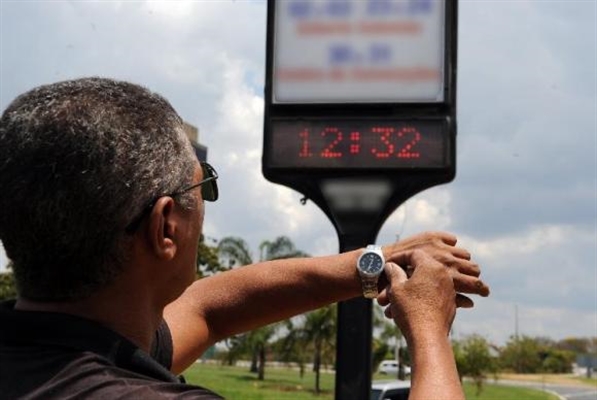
[0,78,489,399]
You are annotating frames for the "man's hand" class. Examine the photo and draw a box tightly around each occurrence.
[377,251,458,342]
[382,231,490,304]
[379,250,469,400]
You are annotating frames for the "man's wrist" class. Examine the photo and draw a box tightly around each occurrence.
[403,322,450,348]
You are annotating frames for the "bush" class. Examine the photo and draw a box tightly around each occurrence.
[454,335,497,396]
[0,272,17,301]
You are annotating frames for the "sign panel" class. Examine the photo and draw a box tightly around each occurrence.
[267,117,449,169]
[273,0,446,103]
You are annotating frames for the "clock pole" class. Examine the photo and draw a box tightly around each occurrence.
[335,232,377,400]
[262,1,458,399]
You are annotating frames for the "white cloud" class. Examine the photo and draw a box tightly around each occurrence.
[410,189,452,230]
[457,224,596,315]
[377,186,452,244]
[462,224,574,260]
[146,0,197,21]
[455,297,597,346]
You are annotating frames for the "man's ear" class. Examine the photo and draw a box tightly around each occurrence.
[146,197,178,260]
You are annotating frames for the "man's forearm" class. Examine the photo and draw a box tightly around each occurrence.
[189,251,362,340]
[164,231,488,373]
[408,334,464,400]
[165,250,363,372]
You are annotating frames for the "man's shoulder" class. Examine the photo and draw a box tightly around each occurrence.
[37,356,224,399]
[0,302,222,399]
[1,351,223,400]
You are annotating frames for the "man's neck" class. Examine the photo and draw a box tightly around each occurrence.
[15,285,162,353]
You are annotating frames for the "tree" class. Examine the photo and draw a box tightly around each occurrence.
[498,335,575,374]
[500,335,543,373]
[217,236,309,381]
[305,305,336,394]
[258,236,309,261]
[217,236,253,268]
[556,337,591,355]
[217,236,267,376]
[373,304,409,380]
[196,235,226,277]
[500,336,573,374]
[0,271,16,301]
[541,349,575,373]
[247,323,278,381]
[453,335,496,395]
[278,305,337,394]
[273,319,310,378]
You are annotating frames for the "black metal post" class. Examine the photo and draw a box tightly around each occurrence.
[335,233,376,400]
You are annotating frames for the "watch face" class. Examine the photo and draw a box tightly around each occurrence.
[358,252,384,274]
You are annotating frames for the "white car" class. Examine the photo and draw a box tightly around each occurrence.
[378,360,411,376]
[378,360,398,375]
[371,380,411,400]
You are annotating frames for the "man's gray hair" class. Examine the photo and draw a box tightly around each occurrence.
[0,77,197,300]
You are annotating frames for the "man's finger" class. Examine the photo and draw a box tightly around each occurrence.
[384,306,394,319]
[451,246,472,261]
[447,258,480,277]
[456,293,474,308]
[453,273,491,297]
[384,262,407,285]
[377,288,389,306]
[438,231,458,246]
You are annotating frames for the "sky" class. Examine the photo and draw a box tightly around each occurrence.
[0,0,595,347]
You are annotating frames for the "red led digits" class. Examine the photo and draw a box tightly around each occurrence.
[298,128,312,158]
[397,127,421,159]
[320,127,343,158]
[371,126,395,158]
[350,131,360,154]
[293,122,428,164]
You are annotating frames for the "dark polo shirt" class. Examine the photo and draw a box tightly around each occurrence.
[0,301,223,399]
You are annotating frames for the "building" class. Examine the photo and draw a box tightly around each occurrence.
[574,354,597,377]
[182,121,208,162]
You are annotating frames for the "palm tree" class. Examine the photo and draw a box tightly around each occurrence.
[217,235,309,380]
[217,236,253,267]
[281,305,337,394]
[258,236,309,261]
[196,235,224,277]
[305,305,337,394]
[374,304,408,380]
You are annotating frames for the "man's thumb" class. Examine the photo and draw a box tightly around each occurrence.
[384,262,407,285]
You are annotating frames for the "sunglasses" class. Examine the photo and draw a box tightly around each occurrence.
[124,161,218,234]
[170,162,219,202]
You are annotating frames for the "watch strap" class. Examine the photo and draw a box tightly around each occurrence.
[361,277,379,299]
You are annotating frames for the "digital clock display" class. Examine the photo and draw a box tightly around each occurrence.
[266,118,449,169]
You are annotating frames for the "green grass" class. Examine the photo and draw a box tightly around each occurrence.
[575,376,597,387]
[183,363,335,400]
[183,363,559,400]
[463,384,559,400]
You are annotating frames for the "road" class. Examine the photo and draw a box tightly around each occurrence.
[493,379,597,400]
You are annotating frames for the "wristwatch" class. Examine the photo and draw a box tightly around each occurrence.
[356,245,385,299]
